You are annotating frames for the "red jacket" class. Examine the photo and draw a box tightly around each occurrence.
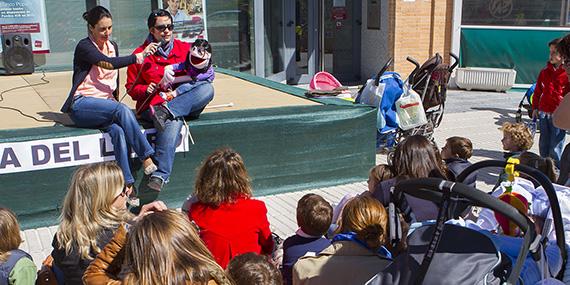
[125,39,190,113]
[533,62,569,113]
[188,196,274,268]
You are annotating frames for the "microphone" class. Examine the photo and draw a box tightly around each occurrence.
[155,39,167,54]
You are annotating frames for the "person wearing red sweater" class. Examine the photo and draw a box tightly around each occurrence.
[126,9,214,192]
[532,38,569,167]
[188,148,274,269]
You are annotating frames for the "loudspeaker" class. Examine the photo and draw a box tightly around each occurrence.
[1,33,34,75]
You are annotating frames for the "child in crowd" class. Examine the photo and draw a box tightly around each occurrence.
[495,122,534,188]
[227,253,283,285]
[0,207,36,285]
[281,194,333,285]
[368,164,395,193]
[441,136,477,186]
[331,164,394,235]
[533,38,568,167]
[188,148,274,269]
[150,39,215,130]
[501,122,534,159]
[293,195,392,285]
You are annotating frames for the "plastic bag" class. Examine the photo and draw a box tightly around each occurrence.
[358,78,386,108]
[395,83,427,130]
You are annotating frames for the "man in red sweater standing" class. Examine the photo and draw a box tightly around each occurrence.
[126,9,214,191]
[533,38,569,167]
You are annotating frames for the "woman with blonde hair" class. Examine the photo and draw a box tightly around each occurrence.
[292,195,392,285]
[51,162,165,284]
[84,210,230,285]
[0,207,36,284]
[188,147,274,268]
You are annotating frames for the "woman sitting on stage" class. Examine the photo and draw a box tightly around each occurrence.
[60,5,160,189]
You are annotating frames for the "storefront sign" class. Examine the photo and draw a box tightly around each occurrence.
[0,128,189,174]
[0,0,50,53]
[161,0,208,43]
[332,7,347,20]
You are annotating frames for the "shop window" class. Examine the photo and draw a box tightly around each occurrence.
[462,0,566,27]
[205,0,254,74]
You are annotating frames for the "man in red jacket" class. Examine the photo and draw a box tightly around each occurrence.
[532,38,569,167]
[126,9,214,191]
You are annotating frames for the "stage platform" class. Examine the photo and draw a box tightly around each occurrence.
[0,68,376,229]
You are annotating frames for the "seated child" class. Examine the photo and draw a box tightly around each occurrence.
[227,252,283,285]
[441,136,477,187]
[150,39,215,130]
[281,194,332,285]
[0,207,36,285]
[332,164,394,229]
[500,122,534,160]
[494,122,534,188]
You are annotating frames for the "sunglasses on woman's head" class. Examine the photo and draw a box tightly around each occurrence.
[154,24,174,32]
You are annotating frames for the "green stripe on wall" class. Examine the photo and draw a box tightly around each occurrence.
[460,28,568,84]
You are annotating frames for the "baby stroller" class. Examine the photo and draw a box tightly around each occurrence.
[367,161,567,284]
[394,53,459,144]
[355,53,458,151]
[516,83,536,123]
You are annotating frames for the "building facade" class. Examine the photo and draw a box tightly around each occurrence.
[13,0,563,86]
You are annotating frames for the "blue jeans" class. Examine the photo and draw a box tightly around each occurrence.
[167,81,214,118]
[140,113,183,182]
[140,81,214,182]
[70,96,155,185]
[539,112,565,167]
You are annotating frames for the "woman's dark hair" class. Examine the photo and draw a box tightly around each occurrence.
[391,135,448,180]
[185,39,213,71]
[83,6,112,27]
[147,9,173,29]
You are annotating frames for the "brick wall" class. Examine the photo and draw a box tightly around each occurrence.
[387,0,454,78]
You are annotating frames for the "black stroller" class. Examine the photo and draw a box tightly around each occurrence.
[395,53,459,145]
[366,160,567,284]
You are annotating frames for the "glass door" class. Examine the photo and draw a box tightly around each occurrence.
[284,0,319,84]
[323,0,361,83]
[263,0,285,81]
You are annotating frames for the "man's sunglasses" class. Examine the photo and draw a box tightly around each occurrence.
[154,24,174,32]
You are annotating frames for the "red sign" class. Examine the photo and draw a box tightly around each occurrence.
[0,23,40,34]
[332,7,347,20]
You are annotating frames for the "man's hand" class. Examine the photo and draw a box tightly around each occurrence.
[146,82,157,94]
[532,109,539,120]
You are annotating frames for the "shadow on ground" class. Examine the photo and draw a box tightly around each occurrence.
[470,107,518,127]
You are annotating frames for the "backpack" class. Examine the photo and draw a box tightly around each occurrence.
[0,249,32,285]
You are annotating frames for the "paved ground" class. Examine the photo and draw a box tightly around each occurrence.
[20,87,567,268]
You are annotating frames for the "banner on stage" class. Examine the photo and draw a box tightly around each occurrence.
[0,128,189,174]
[0,0,50,53]
[160,0,207,43]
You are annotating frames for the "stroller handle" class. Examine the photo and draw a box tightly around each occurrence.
[456,160,567,279]
[449,52,459,72]
[406,56,421,82]
[396,178,536,285]
[373,57,394,86]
